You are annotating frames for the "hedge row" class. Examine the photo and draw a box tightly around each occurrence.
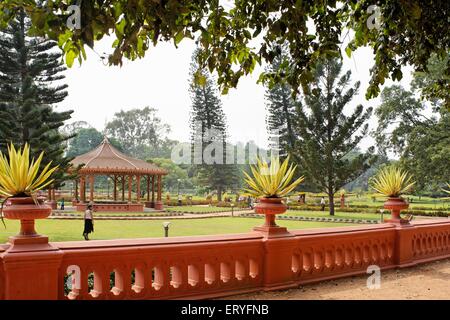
[287,205,449,217]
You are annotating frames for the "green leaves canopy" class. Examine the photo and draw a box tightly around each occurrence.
[1,1,448,106]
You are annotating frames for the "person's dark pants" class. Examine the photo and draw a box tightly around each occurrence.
[83,219,94,240]
[321,205,325,211]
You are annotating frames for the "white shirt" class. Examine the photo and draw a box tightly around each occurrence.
[320,198,326,205]
[84,210,93,220]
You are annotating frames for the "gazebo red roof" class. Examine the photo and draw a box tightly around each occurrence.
[71,137,167,175]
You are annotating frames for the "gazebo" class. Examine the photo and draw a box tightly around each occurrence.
[70,137,168,212]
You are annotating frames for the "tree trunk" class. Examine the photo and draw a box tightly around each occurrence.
[217,186,222,202]
[328,193,335,216]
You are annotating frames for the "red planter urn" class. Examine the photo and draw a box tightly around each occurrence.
[253,197,288,235]
[383,197,410,224]
[2,197,52,243]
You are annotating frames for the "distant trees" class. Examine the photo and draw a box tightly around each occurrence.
[105,106,175,159]
[148,158,193,192]
[290,58,375,215]
[374,77,450,194]
[0,10,73,188]
[65,127,124,158]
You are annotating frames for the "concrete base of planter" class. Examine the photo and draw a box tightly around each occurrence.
[154,201,164,210]
[253,225,289,237]
[384,218,410,225]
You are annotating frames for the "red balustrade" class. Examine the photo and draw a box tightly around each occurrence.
[56,234,264,300]
[411,220,450,263]
[1,220,450,300]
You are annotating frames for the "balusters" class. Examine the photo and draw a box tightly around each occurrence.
[204,263,216,285]
[152,266,164,291]
[170,266,183,289]
[249,259,259,278]
[354,246,362,266]
[291,253,301,273]
[188,265,200,287]
[132,267,145,294]
[220,262,231,283]
[313,251,324,272]
[235,260,246,281]
[344,247,353,268]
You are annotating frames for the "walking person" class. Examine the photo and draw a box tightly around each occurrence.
[83,204,94,240]
[60,198,65,210]
[320,196,326,211]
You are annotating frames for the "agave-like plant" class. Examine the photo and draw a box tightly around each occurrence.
[0,143,58,198]
[243,155,305,198]
[370,165,415,197]
[442,183,450,195]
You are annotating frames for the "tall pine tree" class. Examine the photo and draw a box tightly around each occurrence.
[265,50,297,158]
[291,58,375,215]
[0,10,74,189]
[189,50,239,201]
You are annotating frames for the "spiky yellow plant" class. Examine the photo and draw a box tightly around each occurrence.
[442,183,450,195]
[243,156,305,198]
[0,143,58,197]
[370,166,415,197]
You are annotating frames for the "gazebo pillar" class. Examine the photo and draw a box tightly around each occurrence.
[89,175,95,203]
[128,175,132,203]
[151,175,155,208]
[80,176,86,203]
[74,180,79,201]
[155,175,163,210]
[121,175,125,202]
[146,175,150,201]
[136,175,141,203]
[113,175,117,201]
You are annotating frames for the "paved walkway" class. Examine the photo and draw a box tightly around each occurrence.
[224,258,450,300]
[49,210,255,220]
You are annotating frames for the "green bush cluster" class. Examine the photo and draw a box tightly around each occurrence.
[402,210,448,217]
[287,205,448,217]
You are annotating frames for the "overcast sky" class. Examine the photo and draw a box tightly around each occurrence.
[59,35,413,150]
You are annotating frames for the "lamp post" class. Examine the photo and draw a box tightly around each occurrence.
[177,179,181,195]
[163,221,171,237]
[231,203,235,217]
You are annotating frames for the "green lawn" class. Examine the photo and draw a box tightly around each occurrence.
[0,218,353,243]
[285,210,383,221]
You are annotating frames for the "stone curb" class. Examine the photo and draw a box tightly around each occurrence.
[166,208,250,214]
